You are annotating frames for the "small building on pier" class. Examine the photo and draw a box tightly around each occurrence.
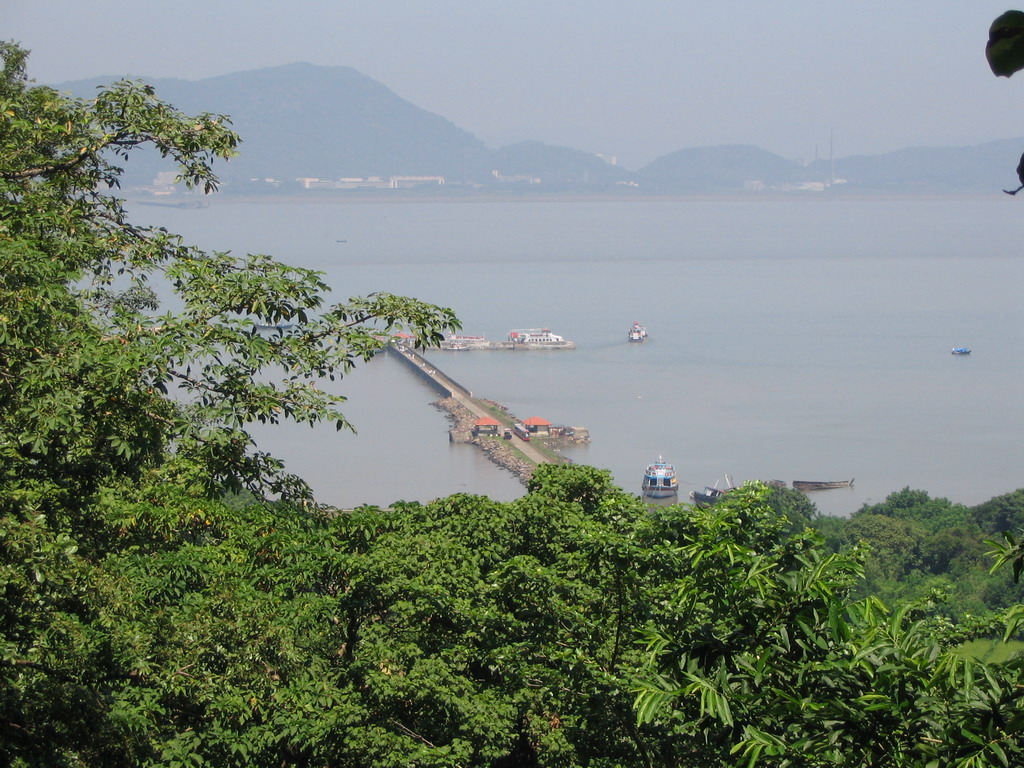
[473,416,502,436]
[522,416,552,437]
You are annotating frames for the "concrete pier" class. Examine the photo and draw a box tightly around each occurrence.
[386,343,563,471]
[436,340,574,351]
[385,344,473,399]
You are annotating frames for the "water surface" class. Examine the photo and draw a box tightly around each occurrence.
[134,196,1024,515]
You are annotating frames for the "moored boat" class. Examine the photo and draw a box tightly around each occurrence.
[440,333,488,350]
[628,321,648,342]
[642,457,678,498]
[508,328,575,348]
[793,478,854,491]
[691,486,727,507]
[690,474,735,507]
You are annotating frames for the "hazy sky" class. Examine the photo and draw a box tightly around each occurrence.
[8,1,1024,168]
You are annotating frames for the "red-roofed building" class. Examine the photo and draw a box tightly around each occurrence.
[522,416,551,436]
[473,416,501,436]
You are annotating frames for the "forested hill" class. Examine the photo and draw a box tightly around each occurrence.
[57,63,1024,195]
[57,63,494,184]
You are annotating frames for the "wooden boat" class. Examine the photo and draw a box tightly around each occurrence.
[793,479,854,491]
[691,486,728,507]
[690,474,734,507]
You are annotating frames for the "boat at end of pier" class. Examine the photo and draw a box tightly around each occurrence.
[439,333,488,350]
[507,328,575,348]
[628,322,648,342]
[642,457,679,498]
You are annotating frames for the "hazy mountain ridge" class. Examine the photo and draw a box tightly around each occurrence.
[640,145,809,192]
[55,64,1024,195]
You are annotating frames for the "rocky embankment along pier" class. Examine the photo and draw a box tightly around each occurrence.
[433,398,590,486]
[387,343,588,485]
[434,397,537,484]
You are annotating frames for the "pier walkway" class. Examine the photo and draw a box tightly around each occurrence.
[386,344,554,466]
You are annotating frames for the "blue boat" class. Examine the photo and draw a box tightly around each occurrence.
[642,457,678,498]
[951,347,971,355]
[690,474,735,507]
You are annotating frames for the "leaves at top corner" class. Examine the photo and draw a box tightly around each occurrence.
[987,11,1024,77]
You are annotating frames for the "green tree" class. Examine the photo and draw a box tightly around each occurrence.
[972,490,1024,535]
[635,484,1024,767]
[856,487,971,535]
[0,41,458,765]
[810,489,1021,615]
[765,484,819,534]
[9,462,687,766]
[843,513,927,593]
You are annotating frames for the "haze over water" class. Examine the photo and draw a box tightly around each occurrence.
[136,196,1024,516]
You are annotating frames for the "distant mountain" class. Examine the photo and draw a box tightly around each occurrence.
[55,64,1024,195]
[488,141,634,186]
[636,141,1024,194]
[637,145,805,192]
[822,140,1024,194]
[58,63,493,187]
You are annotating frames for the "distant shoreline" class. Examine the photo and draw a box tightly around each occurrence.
[128,191,1006,206]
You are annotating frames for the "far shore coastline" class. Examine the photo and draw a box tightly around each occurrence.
[128,190,1004,206]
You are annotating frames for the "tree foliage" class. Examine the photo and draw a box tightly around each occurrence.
[636,486,1024,768]
[4,463,682,767]
[987,11,1024,78]
[807,489,1024,615]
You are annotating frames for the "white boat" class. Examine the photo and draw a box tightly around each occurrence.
[642,456,678,498]
[628,321,648,342]
[507,328,575,348]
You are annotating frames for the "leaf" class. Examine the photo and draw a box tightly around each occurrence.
[987,11,1024,77]
[1002,153,1024,196]
[990,740,1010,768]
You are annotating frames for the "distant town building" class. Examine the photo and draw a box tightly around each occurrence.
[491,169,542,184]
[390,176,444,188]
[150,171,178,195]
[296,175,444,190]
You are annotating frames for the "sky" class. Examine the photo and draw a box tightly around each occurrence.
[7,1,1024,169]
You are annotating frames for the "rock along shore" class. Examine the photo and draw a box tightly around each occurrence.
[433,397,536,485]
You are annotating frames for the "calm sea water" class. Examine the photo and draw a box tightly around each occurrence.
[133,196,1024,515]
